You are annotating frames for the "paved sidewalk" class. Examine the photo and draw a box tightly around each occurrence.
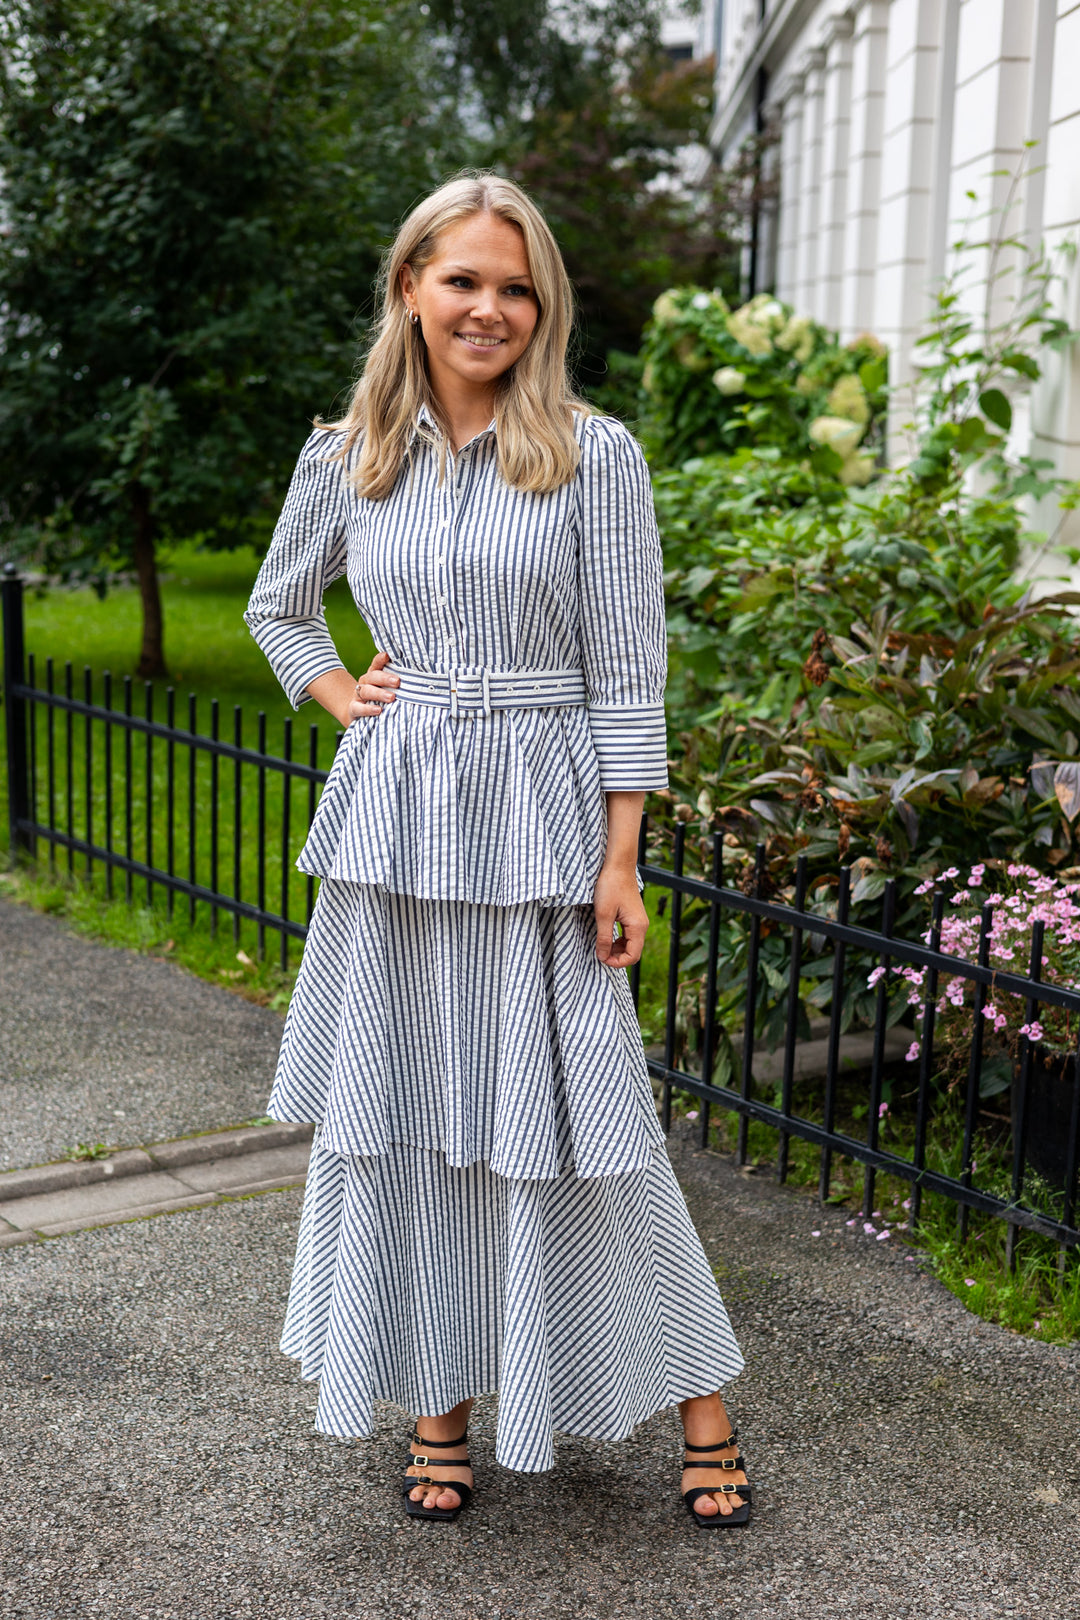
[2,896,1078,1618]
[2,1129,1077,1620]
[0,898,284,1169]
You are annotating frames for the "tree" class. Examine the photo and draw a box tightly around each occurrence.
[0,0,459,675]
[426,1,739,387]
[509,47,734,387]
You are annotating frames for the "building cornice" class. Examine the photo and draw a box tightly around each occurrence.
[711,0,858,150]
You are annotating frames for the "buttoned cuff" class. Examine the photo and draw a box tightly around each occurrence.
[587,704,669,791]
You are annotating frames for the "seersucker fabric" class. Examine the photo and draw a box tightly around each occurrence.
[246,409,744,1472]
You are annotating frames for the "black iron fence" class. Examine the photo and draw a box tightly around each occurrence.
[3,564,1079,1259]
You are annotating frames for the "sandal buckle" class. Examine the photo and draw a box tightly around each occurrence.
[413,1454,428,1468]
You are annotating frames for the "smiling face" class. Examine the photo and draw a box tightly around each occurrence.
[400,212,540,410]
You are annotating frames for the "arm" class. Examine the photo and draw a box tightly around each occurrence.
[593,790,647,968]
[244,429,351,708]
[577,417,669,966]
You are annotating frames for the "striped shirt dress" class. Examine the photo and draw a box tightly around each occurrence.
[245,408,744,1473]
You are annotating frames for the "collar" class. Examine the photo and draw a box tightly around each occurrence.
[414,401,497,449]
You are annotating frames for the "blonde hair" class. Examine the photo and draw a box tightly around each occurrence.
[324,173,587,499]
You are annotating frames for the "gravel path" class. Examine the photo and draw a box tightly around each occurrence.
[0,898,283,1169]
[3,1126,1076,1620]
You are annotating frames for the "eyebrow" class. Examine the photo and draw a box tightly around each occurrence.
[443,264,532,281]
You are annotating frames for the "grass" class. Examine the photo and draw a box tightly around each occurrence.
[662,1070,1080,1343]
[3,551,1076,1339]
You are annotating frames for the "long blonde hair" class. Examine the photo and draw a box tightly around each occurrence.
[325,173,586,499]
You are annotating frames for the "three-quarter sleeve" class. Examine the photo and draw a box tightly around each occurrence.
[243,429,351,708]
[577,416,669,791]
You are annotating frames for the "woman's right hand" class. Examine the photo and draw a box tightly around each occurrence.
[346,650,400,723]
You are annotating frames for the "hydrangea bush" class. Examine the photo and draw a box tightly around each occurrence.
[637,285,888,474]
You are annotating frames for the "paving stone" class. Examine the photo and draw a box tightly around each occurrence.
[170,1142,311,1193]
[0,1168,196,1230]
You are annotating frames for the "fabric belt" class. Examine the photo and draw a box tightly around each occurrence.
[389,664,587,719]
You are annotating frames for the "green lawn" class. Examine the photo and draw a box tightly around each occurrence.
[19,539,375,738]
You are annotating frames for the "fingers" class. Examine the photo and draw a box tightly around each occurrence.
[596,912,647,968]
[349,653,400,719]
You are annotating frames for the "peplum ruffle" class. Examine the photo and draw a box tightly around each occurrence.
[267,877,666,1182]
[296,700,607,907]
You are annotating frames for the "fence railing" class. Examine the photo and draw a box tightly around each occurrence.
[3,563,1079,1260]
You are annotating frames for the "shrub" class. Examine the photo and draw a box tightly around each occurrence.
[637,285,888,472]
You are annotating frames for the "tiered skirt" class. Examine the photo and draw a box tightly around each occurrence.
[269,878,744,1474]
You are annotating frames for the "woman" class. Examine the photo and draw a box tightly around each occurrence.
[245,173,751,1529]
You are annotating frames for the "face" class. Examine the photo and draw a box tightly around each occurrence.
[400,213,539,400]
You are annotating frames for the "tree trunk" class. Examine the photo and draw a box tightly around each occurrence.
[132,484,166,678]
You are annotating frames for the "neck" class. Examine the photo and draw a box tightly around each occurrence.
[427,363,497,452]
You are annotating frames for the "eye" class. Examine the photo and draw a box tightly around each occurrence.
[505,284,532,297]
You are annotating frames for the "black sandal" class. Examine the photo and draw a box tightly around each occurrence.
[402,1426,474,1523]
[682,1428,753,1529]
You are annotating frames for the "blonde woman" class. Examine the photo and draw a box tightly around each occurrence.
[245,174,751,1529]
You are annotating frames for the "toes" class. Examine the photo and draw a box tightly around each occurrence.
[694,1495,719,1516]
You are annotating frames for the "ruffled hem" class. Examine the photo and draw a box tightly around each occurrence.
[267,878,664,1182]
[296,699,607,906]
[280,1140,745,1473]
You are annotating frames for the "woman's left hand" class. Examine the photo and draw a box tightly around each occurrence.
[593,863,648,969]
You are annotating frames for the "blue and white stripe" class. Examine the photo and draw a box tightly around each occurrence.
[249,410,744,1467]
[244,411,669,908]
[284,1136,746,1474]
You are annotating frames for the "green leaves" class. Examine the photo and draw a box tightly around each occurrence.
[979,388,1012,431]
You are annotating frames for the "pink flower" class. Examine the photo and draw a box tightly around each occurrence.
[897,1221,909,1231]
[811,1230,821,1238]
[686,1110,699,1121]
[964,1278,977,1287]
[944,867,959,879]
[1034,1319,1041,1330]
[902,1198,911,1210]
[905,1041,920,1062]
[845,1219,857,1227]
[878,1102,889,1118]
[863,1222,876,1234]
[1019,1022,1044,1042]
[872,1210,882,1218]
[867,965,886,988]
[877,1230,890,1241]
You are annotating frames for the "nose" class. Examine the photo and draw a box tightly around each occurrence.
[469,286,500,324]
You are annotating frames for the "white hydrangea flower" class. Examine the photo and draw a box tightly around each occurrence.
[726,309,773,356]
[651,291,681,327]
[691,291,713,310]
[808,415,864,456]
[712,366,747,395]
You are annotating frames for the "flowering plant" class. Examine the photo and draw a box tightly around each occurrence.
[893,862,1080,1069]
[637,284,887,472]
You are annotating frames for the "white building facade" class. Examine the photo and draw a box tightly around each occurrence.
[706,0,1080,509]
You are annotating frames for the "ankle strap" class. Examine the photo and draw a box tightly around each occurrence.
[413,1428,469,1449]
[684,1430,737,1452]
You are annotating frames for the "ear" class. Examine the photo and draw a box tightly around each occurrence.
[399,262,418,316]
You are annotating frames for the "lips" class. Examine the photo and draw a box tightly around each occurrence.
[455,332,504,349]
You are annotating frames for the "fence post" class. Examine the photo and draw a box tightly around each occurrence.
[1,562,32,858]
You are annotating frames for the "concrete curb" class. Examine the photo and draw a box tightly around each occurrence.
[0,1119,314,1204]
[0,1123,315,1245]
